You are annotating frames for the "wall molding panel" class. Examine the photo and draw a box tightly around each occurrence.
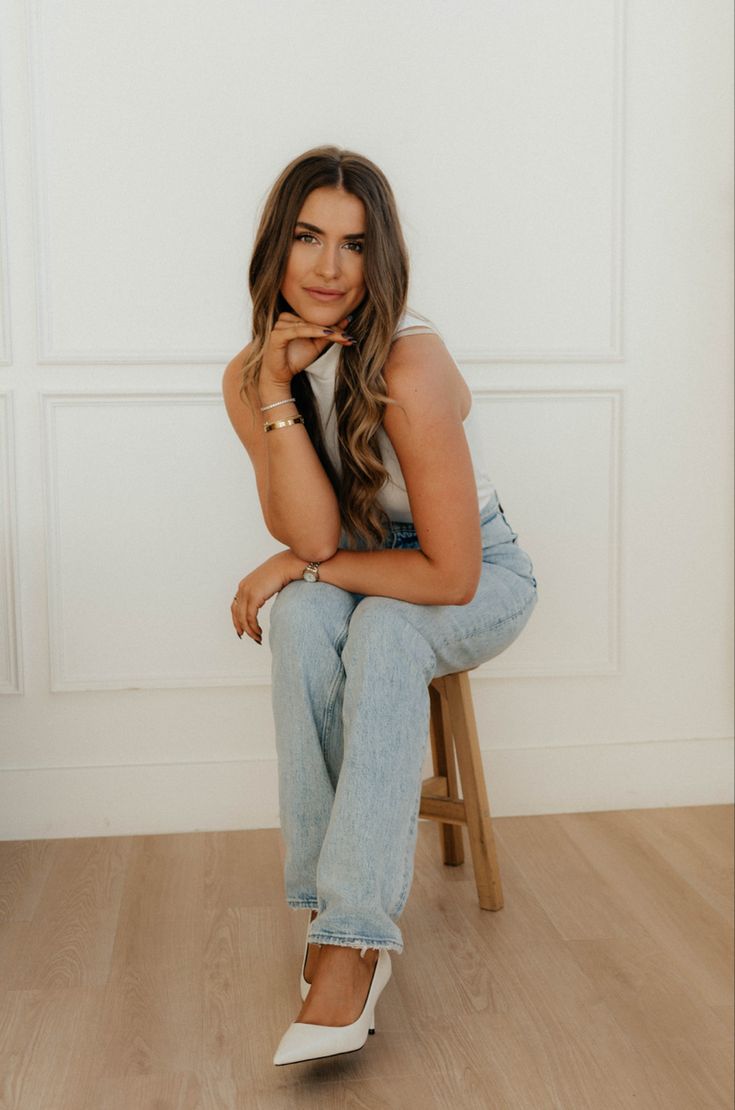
[26,0,226,366]
[0,69,12,367]
[0,393,23,694]
[28,0,624,366]
[471,388,622,678]
[466,0,625,364]
[41,390,273,691]
[40,387,619,690]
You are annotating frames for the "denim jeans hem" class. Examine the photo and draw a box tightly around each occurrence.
[307,931,403,955]
[287,898,319,910]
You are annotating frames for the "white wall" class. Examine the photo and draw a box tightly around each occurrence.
[0,0,732,839]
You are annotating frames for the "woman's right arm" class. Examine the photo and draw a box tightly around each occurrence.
[222,343,342,564]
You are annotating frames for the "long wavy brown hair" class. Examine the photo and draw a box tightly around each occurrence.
[237,144,417,550]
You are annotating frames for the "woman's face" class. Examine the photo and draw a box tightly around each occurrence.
[281,186,367,323]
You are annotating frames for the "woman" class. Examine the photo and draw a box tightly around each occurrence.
[222,145,538,1066]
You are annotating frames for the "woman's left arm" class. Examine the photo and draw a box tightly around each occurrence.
[232,337,482,641]
[299,334,484,606]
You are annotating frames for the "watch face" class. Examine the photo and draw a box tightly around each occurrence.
[304,570,317,582]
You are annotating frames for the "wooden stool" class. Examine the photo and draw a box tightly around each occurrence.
[420,670,504,910]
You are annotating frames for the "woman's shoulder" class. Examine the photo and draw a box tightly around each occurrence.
[386,308,468,413]
[393,306,445,341]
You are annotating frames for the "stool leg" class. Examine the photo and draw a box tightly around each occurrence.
[429,680,464,866]
[444,671,504,910]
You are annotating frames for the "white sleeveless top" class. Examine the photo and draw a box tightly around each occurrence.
[303,307,497,523]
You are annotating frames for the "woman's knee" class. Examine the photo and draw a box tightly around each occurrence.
[343,596,436,674]
[269,579,355,642]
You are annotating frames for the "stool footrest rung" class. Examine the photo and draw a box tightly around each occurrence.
[419,796,467,825]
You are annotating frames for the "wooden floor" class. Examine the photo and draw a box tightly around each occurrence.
[0,804,732,1109]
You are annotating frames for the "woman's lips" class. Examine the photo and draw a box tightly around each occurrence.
[305,289,344,301]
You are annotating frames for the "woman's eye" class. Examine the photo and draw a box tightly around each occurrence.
[294,233,362,252]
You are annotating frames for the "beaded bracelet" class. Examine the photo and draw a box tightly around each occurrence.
[264,415,305,433]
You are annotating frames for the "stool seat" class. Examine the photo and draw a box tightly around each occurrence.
[420,670,504,910]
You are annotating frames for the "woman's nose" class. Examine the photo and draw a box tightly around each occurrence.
[315,247,341,278]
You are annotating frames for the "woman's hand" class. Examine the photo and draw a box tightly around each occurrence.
[260,311,355,386]
[231,550,302,644]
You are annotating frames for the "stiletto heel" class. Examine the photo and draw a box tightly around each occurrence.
[274,947,392,1066]
[299,910,319,1000]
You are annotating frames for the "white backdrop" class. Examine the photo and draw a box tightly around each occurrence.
[0,0,732,838]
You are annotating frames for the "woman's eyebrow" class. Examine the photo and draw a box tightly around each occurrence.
[295,221,365,240]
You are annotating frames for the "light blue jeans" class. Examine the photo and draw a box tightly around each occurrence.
[268,488,538,954]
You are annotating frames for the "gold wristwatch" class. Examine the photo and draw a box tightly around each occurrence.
[302,561,321,583]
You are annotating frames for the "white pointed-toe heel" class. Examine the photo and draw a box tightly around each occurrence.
[299,912,319,1001]
[274,946,392,1066]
